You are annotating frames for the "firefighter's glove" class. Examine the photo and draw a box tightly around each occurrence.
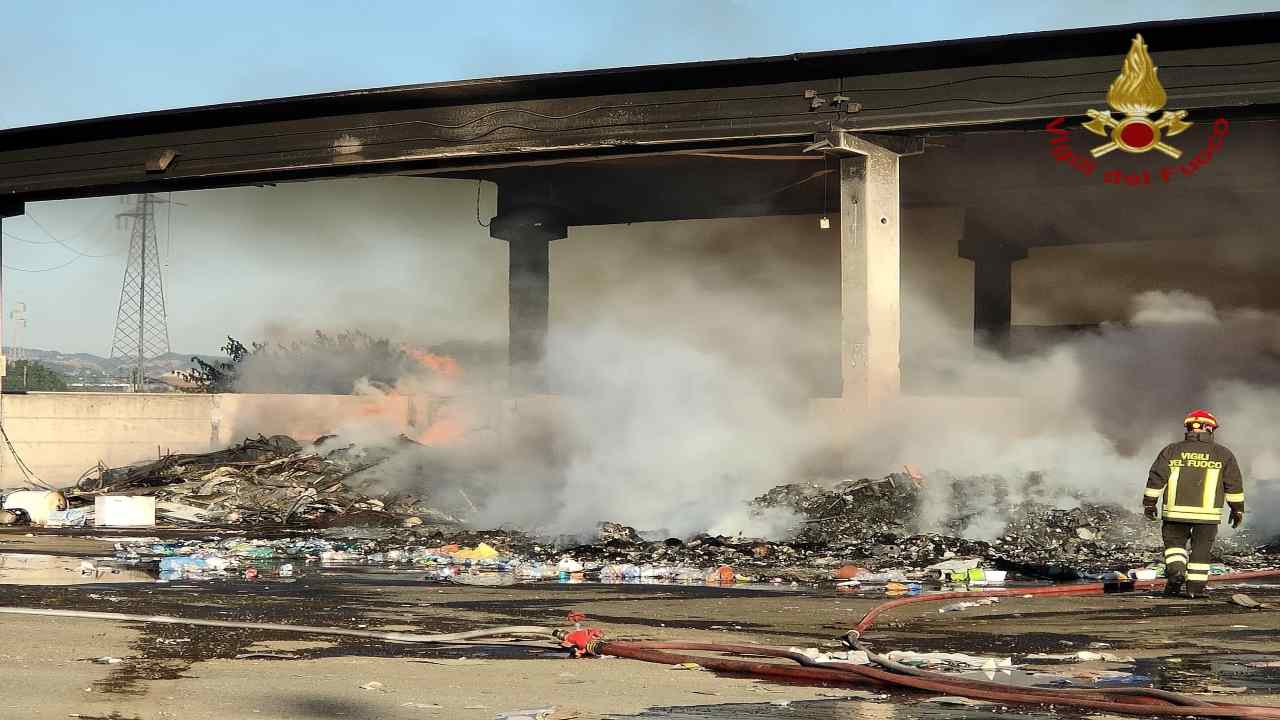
[1230,509,1243,529]
[1144,505,1160,521]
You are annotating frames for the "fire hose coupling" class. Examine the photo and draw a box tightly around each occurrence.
[556,627,604,657]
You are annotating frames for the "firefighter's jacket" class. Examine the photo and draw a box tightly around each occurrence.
[1144,432,1244,524]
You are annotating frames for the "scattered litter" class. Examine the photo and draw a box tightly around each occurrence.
[670,662,704,671]
[411,658,490,666]
[886,651,1012,673]
[8,436,1269,586]
[834,565,865,579]
[359,681,385,691]
[496,708,555,720]
[939,598,1000,613]
[400,702,444,709]
[91,656,123,665]
[71,434,462,527]
[94,496,156,527]
[1025,651,1135,663]
[924,696,993,707]
[792,647,870,666]
[1247,660,1280,668]
[925,558,981,574]
[817,690,886,700]
[47,507,90,528]
[2,490,66,525]
[1231,594,1274,609]
[1206,685,1249,694]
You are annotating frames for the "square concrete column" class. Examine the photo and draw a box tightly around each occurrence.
[490,205,567,394]
[0,200,24,487]
[959,215,1027,355]
[811,132,921,410]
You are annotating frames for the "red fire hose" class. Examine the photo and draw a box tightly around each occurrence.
[588,569,1280,718]
[850,568,1280,638]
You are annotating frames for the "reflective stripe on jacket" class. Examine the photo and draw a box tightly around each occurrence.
[1143,432,1244,525]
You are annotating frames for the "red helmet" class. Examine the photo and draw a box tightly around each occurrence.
[1184,409,1218,431]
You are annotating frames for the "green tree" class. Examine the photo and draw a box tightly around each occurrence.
[182,331,412,394]
[181,337,250,393]
[7,360,68,391]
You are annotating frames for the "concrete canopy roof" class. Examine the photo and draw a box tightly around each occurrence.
[1,11,1278,205]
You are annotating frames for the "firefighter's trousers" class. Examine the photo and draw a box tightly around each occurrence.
[1162,521,1217,593]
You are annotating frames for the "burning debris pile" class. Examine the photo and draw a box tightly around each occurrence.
[5,432,1274,583]
[68,434,464,527]
[746,472,1275,577]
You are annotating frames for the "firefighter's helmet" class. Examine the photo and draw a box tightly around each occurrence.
[1184,409,1218,432]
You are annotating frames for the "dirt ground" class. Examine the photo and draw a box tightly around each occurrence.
[0,532,1277,720]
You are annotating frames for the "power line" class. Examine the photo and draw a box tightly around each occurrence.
[1,229,60,245]
[24,212,120,258]
[2,230,116,259]
[3,257,82,273]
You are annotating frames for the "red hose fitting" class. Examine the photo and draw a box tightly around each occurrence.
[560,627,604,658]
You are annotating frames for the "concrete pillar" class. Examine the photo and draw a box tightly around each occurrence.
[0,200,24,488]
[811,132,922,410]
[490,205,567,394]
[959,217,1027,354]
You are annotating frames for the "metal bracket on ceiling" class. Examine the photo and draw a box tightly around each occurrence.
[146,149,179,173]
[803,130,925,157]
[803,90,862,114]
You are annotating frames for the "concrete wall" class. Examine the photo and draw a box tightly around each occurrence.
[0,391,497,489]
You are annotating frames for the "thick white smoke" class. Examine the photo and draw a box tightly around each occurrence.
[150,178,1279,544]
[870,290,1280,541]
[470,289,1280,542]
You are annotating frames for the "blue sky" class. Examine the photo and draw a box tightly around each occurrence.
[1,0,1277,355]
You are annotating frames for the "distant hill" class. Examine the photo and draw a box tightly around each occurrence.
[2,347,220,381]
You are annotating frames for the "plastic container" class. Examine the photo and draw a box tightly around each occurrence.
[984,570,1008,583]
[94,496,156,527]
[3,490,66,525]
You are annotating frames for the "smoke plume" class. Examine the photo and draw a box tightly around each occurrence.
[159,178,1280,545]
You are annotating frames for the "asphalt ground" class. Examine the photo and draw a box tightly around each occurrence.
[0,532,1277,720]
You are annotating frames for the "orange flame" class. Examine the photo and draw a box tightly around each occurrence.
[418,414,465,446]
[353,390,467,446]
[402,346,462,379]
[1107,34,1167,116]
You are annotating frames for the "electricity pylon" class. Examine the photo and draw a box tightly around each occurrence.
[109,194,171,391]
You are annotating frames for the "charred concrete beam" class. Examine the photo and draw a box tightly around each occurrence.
[0,199,22,218]
[806,131,925,157]
[2,21,1279,204]
[490,204,568,395]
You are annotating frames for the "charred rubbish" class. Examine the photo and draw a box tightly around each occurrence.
[63,434,468,527]
[9,432,1276,584]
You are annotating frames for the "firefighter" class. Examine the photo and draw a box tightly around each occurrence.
[1143,409,1244,598]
